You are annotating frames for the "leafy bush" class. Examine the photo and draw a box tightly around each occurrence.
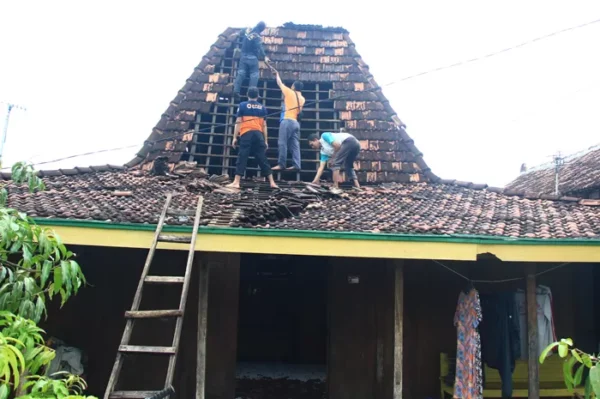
[540,338,599,399]
[0,163,96,399]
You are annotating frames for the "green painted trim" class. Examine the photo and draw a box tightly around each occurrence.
[32,217,600,246]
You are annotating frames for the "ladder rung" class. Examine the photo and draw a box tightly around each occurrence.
[110,391,161,398]
[167,208,196,217]
[158,235,192,244]
[124,310,183,319]
[119,345,176,354]
[144,276,185,284]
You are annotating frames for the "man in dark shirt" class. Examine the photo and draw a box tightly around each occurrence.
[233,21,270,102]
[226,87,278,189]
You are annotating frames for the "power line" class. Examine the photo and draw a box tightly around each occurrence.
[3,17,599,171]
[384,17,600,85]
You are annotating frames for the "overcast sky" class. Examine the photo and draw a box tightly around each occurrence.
[1,0,599,186]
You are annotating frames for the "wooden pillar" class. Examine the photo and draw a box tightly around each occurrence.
[206,254,241,399]
[196,259,210,399]
[526,264,539,399]
[394,261,404,399]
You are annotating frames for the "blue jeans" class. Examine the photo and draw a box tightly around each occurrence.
[233,55,259,94]
[277,119,301,169]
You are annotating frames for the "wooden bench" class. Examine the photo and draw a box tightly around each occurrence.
[440,352,584,397]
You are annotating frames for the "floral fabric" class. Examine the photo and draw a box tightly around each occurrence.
[453,288,483,399]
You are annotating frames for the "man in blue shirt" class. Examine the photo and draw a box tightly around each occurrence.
[226,87,278,189]
[233,21,270,102]
[308,131,361,188]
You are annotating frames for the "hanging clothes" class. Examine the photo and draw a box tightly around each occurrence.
[480,292,521,399]
[45,337,85,377]
[453,287,483,399]
[514,284,556,359]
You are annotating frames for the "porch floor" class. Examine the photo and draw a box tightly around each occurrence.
[235,362,326,399]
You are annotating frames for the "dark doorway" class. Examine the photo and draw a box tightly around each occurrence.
[235,254,329,399]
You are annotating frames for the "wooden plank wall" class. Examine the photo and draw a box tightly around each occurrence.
[41,247,241,399]
[40,245,597,399]
[328,257,394,399]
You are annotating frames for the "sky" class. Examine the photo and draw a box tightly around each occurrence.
[1,0,599,187]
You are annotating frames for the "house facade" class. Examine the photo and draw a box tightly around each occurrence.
[3,23,600,399]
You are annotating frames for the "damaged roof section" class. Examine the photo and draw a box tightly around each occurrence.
[127,23,437,184]
[3,167,600,239]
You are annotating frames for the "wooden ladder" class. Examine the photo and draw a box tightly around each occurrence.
[104,193,204,399]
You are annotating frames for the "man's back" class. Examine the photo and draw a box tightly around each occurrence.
[241,28,265,59]
[280,85,305,121]
[238,100,267,134]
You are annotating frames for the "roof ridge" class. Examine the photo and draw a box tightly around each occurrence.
[435,179,595,205]
[522,142,600,174]
[0,164,126,180]
[280,22,349,33]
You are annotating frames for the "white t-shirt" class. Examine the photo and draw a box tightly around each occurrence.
[515,285,556,359]
[319,132,353,162]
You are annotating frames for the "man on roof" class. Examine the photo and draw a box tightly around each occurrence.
[269,67,305,172]
[226,87,278,189]
[308,131,361,189]
[233,21,270,102]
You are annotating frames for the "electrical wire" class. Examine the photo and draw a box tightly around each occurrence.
[4,17,599,171]
[0,82,391,171]
[432,260,571,284]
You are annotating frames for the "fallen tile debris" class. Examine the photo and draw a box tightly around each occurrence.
[2,168,600,239]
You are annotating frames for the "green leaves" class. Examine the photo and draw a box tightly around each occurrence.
[539,342,559,364]
[574,363,585,386]
[544,338,600,397]
[0,331,26,392]
[0,383,9,399]
[563,355,577,392]
[585,375,593,399]
[0,211,85,322]
[0,162,94,399]
[591,366,600,398]
[559,338,573,358]
[15,373,96,399]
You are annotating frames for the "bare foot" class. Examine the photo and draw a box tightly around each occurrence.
[286,166,299,171]
[225,182,240,189]
[272,165,283,170]
[270,183,279,189]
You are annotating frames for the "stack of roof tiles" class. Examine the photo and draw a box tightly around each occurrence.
[508,144,600,198]
[127,22,437,184]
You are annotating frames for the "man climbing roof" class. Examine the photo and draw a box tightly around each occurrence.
[233,21,270,102]
[226,87,278,189]
[270,67,305,172]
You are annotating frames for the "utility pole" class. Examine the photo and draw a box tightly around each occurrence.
[0,102,27,169]
[552,152,565,195]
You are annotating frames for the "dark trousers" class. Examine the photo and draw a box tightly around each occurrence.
[235,130,272,177]
[332,137,360,181]
[233,55,259,94]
